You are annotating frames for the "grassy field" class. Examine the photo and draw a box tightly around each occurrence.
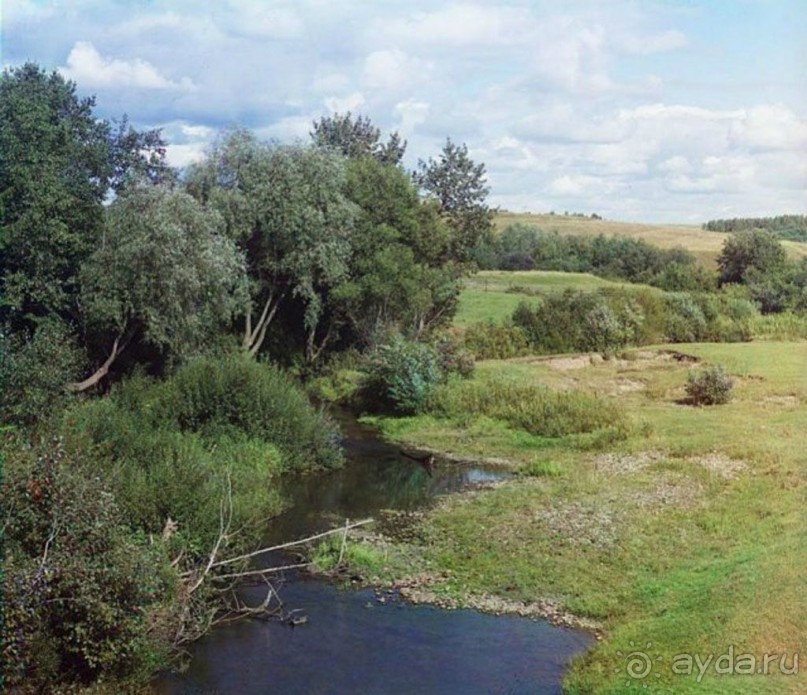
[495,211,807,268]
[455,270,659,326]
[351,342,807,692]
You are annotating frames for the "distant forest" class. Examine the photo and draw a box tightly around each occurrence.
[703,215,807,242]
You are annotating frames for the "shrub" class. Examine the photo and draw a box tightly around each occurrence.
[429,375,626,438]
[158,355,342,471]
[2,444,178,690]
[463,321,529,360]
[685,364,734,405]
[512,290,644,355]
[0,319,85,427]
[432,333,475,378]
[364,337,443,414]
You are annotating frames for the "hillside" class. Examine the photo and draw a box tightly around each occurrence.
[494,211,807,267]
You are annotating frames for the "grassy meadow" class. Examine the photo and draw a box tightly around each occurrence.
[495,211,807,268]
[340,259,807,693]
[355,341,806,692]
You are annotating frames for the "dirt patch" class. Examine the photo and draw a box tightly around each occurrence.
[691,453,748,480]
[627,473,702,509]
[533,501,620,549]
[592,451,666,475]
[545,355,595,371]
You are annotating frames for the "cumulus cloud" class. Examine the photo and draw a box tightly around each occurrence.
[4,1,804,221]
[60,41,195,91]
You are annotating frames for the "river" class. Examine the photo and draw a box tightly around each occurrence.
[154,409,593,694]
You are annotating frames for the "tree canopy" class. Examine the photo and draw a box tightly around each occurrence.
[311,112,406,166]
[416,138,495,265]
[0,63,171,329]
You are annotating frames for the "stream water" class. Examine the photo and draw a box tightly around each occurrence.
[154,409,594,694]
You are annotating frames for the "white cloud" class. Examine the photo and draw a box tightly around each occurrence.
[393,99,430,136]
[60,41,195,91]
[324,92,366,114]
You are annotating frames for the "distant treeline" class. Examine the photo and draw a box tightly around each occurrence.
[475,223,713,291]
[703,215,807,242]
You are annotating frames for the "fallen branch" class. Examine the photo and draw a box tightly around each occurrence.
[199,517,374,573]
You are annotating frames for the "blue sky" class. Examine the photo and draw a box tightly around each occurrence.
[3,0,805,222]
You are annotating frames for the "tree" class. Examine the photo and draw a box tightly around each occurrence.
[332,157,459,343]
[415,138,494,265]
[73,185,247,391]
[186,132,357,360]
[311,112,406,165]
[717,229,787,286]
[0,63,172,329]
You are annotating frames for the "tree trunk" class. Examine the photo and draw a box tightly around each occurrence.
[67,332,129,392]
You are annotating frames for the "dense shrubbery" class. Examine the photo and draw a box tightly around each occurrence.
[509,288,756,355]
[62,356,342,551]
[477,224,713,291]
[429,375,626,438]
[2,444,178,691]
[363,337,444,415]
[463,321,530,359]
[685,364,734,405]
[0,319,85,427]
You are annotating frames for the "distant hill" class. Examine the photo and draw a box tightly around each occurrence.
[494,211,807,267]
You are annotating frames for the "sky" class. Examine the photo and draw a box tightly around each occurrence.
[2,0,805,223]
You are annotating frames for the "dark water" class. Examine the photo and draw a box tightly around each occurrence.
[154,409,594,694]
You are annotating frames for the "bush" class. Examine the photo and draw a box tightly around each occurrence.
[685,365,734,405]
[429,375,626,438]
[2,444,178,690]
[463,321,530,360]
[158,355,342,471]
[0,319,85,427]
[61,356,343,550]
[364,337,443,415]
[512,290,644,355]
[432,333,475,378]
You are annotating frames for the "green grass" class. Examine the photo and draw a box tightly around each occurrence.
[354,343,807,692]
[455,270,658,326]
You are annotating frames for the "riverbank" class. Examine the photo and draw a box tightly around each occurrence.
[316,342,806,692]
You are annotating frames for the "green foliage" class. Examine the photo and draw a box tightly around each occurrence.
[416,138,494,265]
[160,356,342,471]
[462,321,530,360]
[703,214,807,241]
[513,290,644,355]
[685,364,734,405]
[511,288,756,354]
[429,375,626,438]
[80,184,248,370]
[0,319,84,426]
[335,157,460,343]
[62,356,342,549]
[0,63,171,329]
[186,132,358,361]
[482,225,709,290]
[431,334,475,378]
[2,444,178,690]
[310,111,405,165]
[717,229,787,286]
[364,338,443,415]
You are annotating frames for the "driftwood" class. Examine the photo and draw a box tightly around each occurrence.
[170,473,373,645]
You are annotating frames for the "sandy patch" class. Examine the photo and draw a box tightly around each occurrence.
[690,453,748,480]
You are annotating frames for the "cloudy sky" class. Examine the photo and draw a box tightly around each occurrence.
[3,0,805,222]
